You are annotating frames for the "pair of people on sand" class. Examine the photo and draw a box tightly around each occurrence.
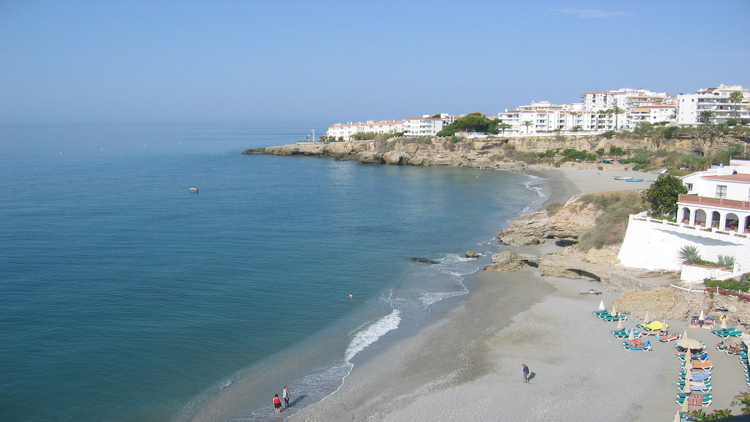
[273,386,290,414]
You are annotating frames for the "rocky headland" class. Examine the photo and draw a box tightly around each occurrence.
[243,131,744,170]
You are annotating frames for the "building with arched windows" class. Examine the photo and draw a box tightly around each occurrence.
[618,157,750,281]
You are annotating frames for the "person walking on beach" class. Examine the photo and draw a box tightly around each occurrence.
[273,394,282,413]
[283,386,290,408]
[522,363,530,383]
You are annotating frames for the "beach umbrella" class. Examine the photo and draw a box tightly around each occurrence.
[644,311,651,324]
[628,329,635,341]
[598,300,606,311]
[676,337,703,351]
[674,411,682,422]
[699,310,705,321]
[617,318,623,330]
[721,317,728,329]
[611,304,617,315]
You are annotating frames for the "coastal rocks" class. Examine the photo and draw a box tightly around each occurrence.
[537,258,650,292]
[582,246,621,266]
[383,151,412,165]
[465,251,480,259]
[357,151,384,164]
[497,212,549,246]
[411,257,439,264]
[483,250,529,272]
[612,288,690,321]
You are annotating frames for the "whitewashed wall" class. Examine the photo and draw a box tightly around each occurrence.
[618,215,750,273]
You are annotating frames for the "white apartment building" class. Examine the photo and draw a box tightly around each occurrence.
[326,120,404,141]
[402,117,443,137]
[499,88,677,135]
[628,105,677,127]
[677,84,750,126]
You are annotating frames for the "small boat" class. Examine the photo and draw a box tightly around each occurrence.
[626,179,644,182]
[189,188,199,193]
[614,176,633,180]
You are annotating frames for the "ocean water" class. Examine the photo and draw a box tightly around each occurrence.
[0,124,543,422]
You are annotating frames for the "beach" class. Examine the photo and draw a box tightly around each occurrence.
[289,167,747,421]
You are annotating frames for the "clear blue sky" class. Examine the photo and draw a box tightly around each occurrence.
[1,0,748,125]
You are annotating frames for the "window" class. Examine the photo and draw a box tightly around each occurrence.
[716,185,727,199]
[685,183,693,191]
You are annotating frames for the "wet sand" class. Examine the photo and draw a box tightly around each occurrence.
[288,168,746,421]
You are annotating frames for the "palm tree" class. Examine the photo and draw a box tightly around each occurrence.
[730,91,744,120]
[498,123,511,135]
[522,120,532,135]
[612,106,623,130]
[700,110,715,126]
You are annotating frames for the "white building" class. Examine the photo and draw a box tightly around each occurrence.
[326,120,404,141]
[618,157,750,279]
[499,88,676,135]
[402,117,443,137]
[677,84,750,126]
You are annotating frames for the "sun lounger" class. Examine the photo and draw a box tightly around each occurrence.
[601,314,627,322]
[657,333,680,343]
[682,360,713,371]
[675,393,712,407]
[677,352,709,362]
[636,321,664,331]
[712,328,742,336]
[677,380,712,393]
[622,340,651,351]
[611,329,641,339]
[678,371,711,382]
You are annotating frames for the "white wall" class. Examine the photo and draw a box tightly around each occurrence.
[618,215,750,273]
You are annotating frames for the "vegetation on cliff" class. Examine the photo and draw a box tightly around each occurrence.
[578,192,644,251]
[437,113,501,137]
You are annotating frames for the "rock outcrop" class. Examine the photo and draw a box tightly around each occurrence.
[465,251,480,259]
[483,250,529,272]
[496,196,600,246]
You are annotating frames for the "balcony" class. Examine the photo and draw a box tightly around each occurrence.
[678,194,750,211]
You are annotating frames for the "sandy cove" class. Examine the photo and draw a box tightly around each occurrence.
[288,168,747,421]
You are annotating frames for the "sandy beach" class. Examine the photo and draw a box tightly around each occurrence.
[287,168,747,421]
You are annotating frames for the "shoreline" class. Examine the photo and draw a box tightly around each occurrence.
[289,167,688,421]
[289,167,652,421]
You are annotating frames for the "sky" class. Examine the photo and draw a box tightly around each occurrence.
[1,0,749,126]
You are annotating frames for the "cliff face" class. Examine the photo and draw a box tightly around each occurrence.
[243,132,743,169]
[496,196,601,246]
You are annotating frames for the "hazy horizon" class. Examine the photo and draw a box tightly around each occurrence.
[1,0,749,126]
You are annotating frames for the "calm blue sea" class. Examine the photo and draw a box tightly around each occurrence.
[0,124,543,422]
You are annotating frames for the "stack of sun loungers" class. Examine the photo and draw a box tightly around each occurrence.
[711,327,743,338]
[675,342,713,407]
[592,310,627,322]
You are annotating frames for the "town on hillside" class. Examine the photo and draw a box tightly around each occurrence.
[322,84,749,141]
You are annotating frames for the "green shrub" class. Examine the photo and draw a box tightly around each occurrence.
[717,255,736,269]
[679,245,702,264]
[579,192,644,251]
[705,278,750,292]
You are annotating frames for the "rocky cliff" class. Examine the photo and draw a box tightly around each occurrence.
[496,196,601,246]
[243,132,744,169]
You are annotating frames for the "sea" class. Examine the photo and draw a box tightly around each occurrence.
[0,124,545,422]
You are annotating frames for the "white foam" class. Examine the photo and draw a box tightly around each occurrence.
[344,309,401,362]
